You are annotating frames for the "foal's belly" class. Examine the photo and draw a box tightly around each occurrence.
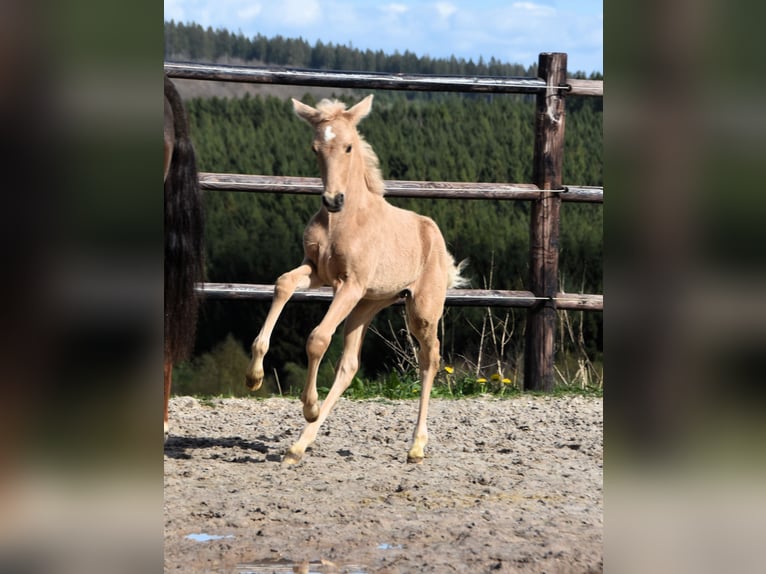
[363,272,417,299]
[363,286,408,300]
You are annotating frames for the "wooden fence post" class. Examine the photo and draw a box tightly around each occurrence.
[524,52,567,392]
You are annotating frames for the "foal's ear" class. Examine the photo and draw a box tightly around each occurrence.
[345,94,374,126]
[292,98,321,125]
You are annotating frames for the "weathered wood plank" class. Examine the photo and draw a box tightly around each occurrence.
[554,293,603,311]
[198,173,603,203]
[165,62,602,99]
[566,79,603,97]
[164,61,550,94]
[196,283,603,311]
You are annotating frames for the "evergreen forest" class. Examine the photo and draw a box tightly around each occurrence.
[165,22,603,396]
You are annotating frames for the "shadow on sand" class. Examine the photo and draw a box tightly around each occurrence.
[164,434,284,463]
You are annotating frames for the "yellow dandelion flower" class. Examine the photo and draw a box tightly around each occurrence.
[502,378,512,385]
[476,377,487,383]
[491,373,501,381]
[444,365,454,374]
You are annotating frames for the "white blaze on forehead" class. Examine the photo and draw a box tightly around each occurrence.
[323,125,336,142]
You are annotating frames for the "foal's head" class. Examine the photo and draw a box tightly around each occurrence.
[292,95,383,213]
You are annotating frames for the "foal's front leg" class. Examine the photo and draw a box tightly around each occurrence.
[246,263,317,391]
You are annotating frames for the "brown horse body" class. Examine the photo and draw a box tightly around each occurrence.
[163,74,204,439]
[246,95,465,464]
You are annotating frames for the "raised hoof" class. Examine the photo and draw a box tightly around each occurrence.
[303,403,319,423]
[245,374,263,392]
[406,454,424,464]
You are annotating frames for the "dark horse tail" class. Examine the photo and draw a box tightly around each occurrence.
[164,74,204,364]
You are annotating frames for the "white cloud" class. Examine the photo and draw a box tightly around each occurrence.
[434,2,457,20]
[511,2,556,18]
[164,0,186,22]
[381,3,409,16]
[279,0,321,26]
[237,4,263,21]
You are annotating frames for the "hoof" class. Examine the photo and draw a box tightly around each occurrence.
[407,445,425,464]
[303,403,319,423]
[282,447,304,466]
[245,373,263,392]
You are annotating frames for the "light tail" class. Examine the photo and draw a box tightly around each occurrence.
[448,258,470,289]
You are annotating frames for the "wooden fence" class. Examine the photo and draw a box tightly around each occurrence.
[164,52,603,392]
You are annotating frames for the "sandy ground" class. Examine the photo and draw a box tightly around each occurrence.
[164,395,602,573]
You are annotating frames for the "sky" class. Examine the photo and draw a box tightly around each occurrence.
[164,0,603,74]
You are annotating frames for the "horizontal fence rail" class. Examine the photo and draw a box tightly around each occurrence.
[197,283,604,311]
[199,173,604,203]
[164,61,603,96]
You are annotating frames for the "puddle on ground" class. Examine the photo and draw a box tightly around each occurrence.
[185,533,235,542]
[236,559,368,574]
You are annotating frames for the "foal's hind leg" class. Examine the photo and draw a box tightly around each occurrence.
[246,263,318,391]
[405,293,446,464]
[299,281,365,422]
[284,297,394,465]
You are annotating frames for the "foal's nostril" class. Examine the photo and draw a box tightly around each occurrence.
[323,192,345,212]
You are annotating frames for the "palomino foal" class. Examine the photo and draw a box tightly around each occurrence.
[246,95,466,464]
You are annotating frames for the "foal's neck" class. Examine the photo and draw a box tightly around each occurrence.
[345,151,382,212]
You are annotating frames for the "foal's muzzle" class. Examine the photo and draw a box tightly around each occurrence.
[322,193,345,213]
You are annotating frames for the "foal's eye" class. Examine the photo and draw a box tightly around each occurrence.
[345,144,352,154]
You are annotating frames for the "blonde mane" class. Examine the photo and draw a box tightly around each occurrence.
[315,99,385,196]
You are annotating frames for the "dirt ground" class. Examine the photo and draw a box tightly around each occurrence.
[164,395,602,573]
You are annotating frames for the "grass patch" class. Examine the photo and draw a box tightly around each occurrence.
[292,369,601,401]
[171,332,602,401]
